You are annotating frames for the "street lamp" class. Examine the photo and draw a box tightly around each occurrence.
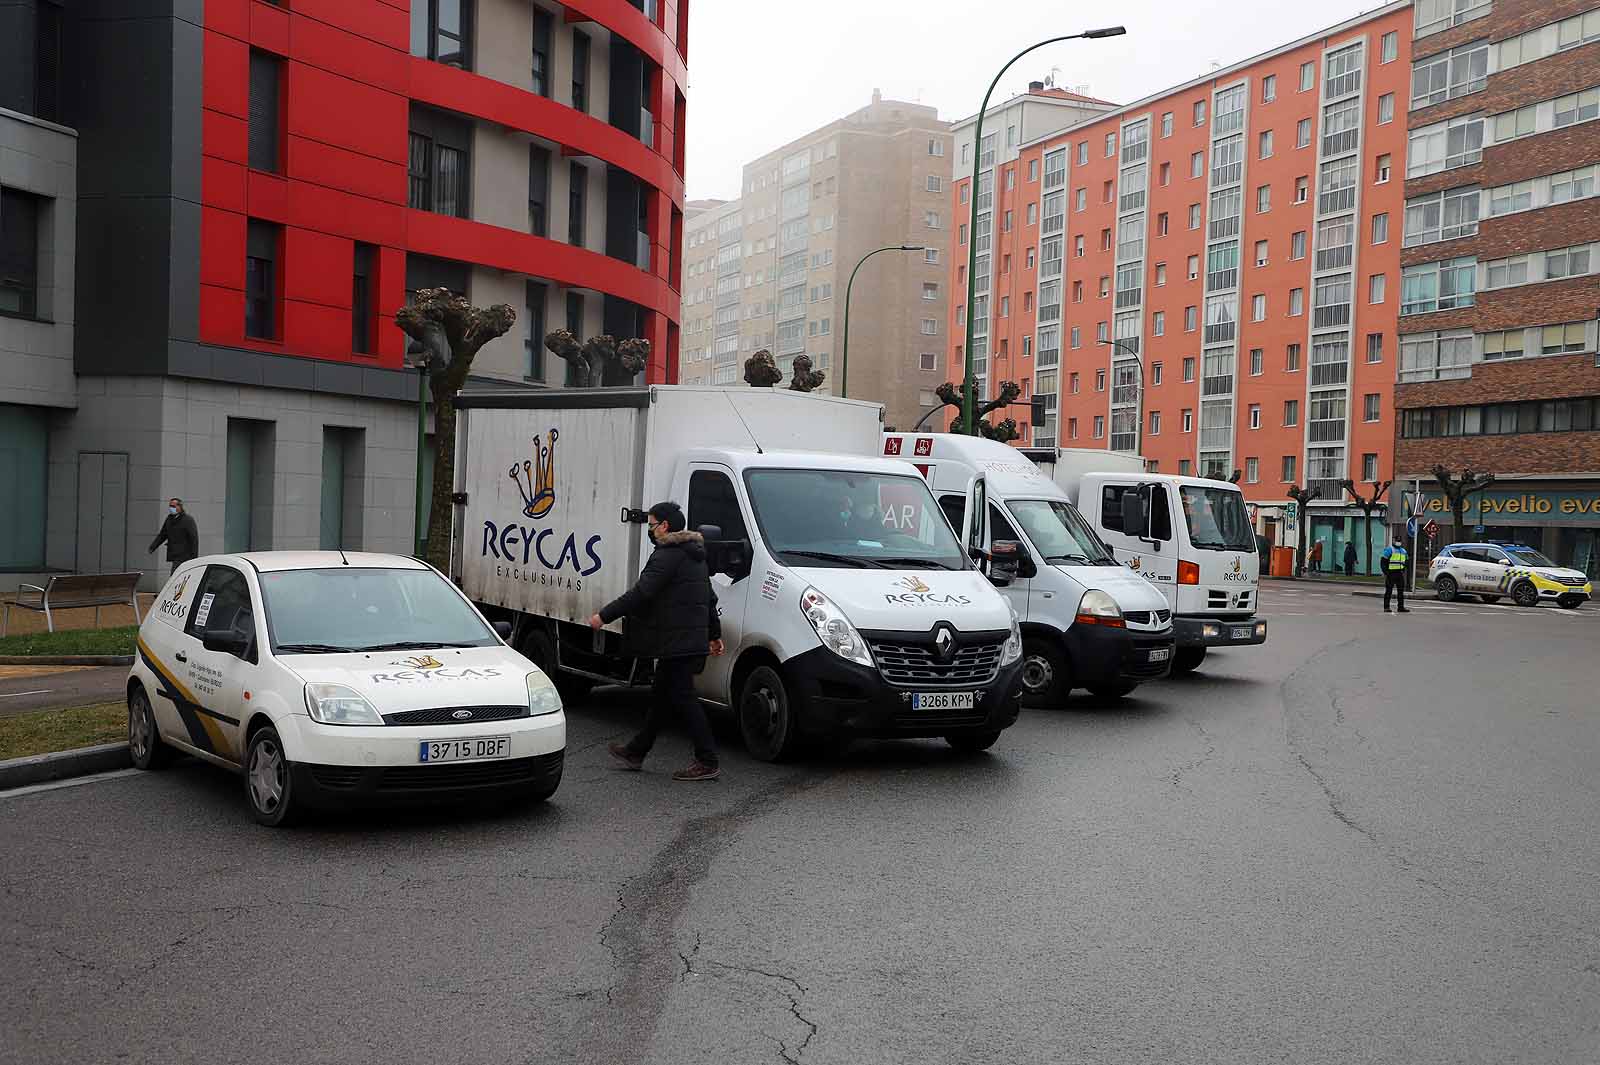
[1098,335,1145,457]
[840,244,926,399]
[403,342,433,559]
[960,26,1126,434]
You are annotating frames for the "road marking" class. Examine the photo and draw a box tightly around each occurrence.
[0,690,51,699]
[0,768,142,800]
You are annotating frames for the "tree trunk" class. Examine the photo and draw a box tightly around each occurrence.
[1450,497,1466,543]
[1296,516,1308,577]
[424,381,458,574]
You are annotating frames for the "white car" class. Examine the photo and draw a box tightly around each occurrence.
[1428,542,1592,609]
[126,552,566,826]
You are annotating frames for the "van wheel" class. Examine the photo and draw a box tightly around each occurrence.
[944,730,1001,753]
[127,686,174,770]
[1172,646,1207,674]
[523,631,593,703]
[1434,575,1458,602]
[1512,582,1540,608]
[739,665,799,762]
[1019,638,1070,707]
[244,725,301,828]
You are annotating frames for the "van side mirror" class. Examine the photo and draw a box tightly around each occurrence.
[492,620,513,641]
[699,525,752,583]
[988,540,1022,587]
[1120,490,1149,538]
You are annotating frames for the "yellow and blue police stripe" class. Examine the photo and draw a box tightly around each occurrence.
[137,636,240,761]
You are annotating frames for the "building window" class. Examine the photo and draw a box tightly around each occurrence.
[1287,343,1302,371]
[925,248,939,265]
[531,8,552,95]
[1297,118,1311,148]
[1105,132,1117,157]
[1152,362,1163,385]
[1161,112,1173,137]
[352,243,376,354]
[1411,42,1489,109]
[408,111,471,218]
[1249,348,1263,376]
[1408,115,1484,177]
[1249,404,1261,429]
[1362,453,1378,481]
[1365,333,1383,363]
[1096,369,1107,391]
[921,319,938,335]
[1074,235,1085,257]
[1376,153,1392,184]
[1259,130,1274,158]
[929,139,945,157]
[1187,255,1199,280]
[523,281,547,380]
[1155,263,1167,286]
[528,145,550,236]
[1256,184,1271,213]
[1193,100,1206,126]
[1093,415,1106,438]
[919,352,937,371]
[571,31,590,112]
[1188,204,1201,229]
[1182,409,1194,433]
[922,282,939,301]
[1283,399,1299,426]
[1299,61,1315,92]
[1400,257,1475,314]
[0,187,41,319]
[1382,31,1398,63]
[1153,311,1165,336]
[925,210,941,229]
[1251,294,1266,321]
[248,50,283,173]
[1068,418,1079,439]
[1255,240,1269,267]
[1262,74,1277,102]
[1289,287,1304,316]
[1150,411,1162,435]
[1190,151,1204,178]
[245,219,280,340]
[927,175,942,193]
[1160,162,1171,186]
[1378,93,1394,125]
[568,161,587,246]
[412,0,471,67]
[1291,230,1307,260]
[1027,202,1038,226]
[1184,306,1197,332]
[1364,393,1381,422]
[1183,357,1195,382]
[1282,455,1296,482]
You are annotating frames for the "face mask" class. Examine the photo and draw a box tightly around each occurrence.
[169,506,178,516]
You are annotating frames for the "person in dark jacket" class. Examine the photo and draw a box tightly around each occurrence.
[149,498,199,576]
[591,500,724,781]
[1343,540,1358,577]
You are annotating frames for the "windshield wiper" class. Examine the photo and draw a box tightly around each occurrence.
[873,557,958,570]
[275,643,357,654]
[780,550,889,569]
[354,641,481,652]
[1045,553,1095,565]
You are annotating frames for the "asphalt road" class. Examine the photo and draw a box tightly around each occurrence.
[3,585,1597,1065]
[0,665,127,717]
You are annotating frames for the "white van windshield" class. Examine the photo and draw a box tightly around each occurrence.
[744,469,969,571]
[1180,486,1255,552]
[261,567,497,653]
[1005,499,1118,565]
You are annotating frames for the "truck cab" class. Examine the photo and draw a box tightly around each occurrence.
[884,433,1175,705]
[1024,449,1267,674]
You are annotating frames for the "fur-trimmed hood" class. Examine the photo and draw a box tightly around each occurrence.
[654,529,706,560]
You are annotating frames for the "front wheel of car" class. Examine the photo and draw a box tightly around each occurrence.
[1019,638,1070,708]
[245,726,301,828]
[127,685,174,770]
[1512,582,1540,608]
[944,730,1001,753]
[1434,575,1459,602]
[1172,646,1207,674]
[740,665,799,763]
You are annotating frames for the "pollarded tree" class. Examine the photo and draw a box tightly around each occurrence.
[1340,478,1394,575]
[1286,484,1321,578]
[1431,465,1495,541]
[395,288,516,571]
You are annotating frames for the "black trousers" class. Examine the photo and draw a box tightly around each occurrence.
[627,655,717,766]
[1384,570,1406,609]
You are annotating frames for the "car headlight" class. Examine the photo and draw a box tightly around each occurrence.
[304,682,384,726]
[527,672,562,716]
[1002,618,1022,665]
[1074,589,1125,628]
[799,586,873,667]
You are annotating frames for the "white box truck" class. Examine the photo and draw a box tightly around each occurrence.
[883,433,1175,704]
[451,387,1025,760]
[1020,448,1267,674]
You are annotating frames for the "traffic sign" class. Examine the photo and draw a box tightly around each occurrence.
[1474,524,1485,535]
[1424,519,1439,538]
[1407,517,1418,539]
[1286,502,1297,521]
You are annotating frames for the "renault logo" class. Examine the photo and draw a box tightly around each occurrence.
[934,627,956,661]
[452,709,473,720]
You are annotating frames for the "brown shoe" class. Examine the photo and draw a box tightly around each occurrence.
[608,743,643,771]
[671,761,721,782]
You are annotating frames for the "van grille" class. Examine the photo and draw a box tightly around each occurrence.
[1124,609,1173,626]
[868,639,1003,687]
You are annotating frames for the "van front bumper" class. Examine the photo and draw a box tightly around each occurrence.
[1063,624,1176,688]
[1175,615,1268,648]
[785,647,1023,739]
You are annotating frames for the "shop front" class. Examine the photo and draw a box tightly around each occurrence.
[1411,483,1600,580]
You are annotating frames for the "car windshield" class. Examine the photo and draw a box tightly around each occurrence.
[259,567,497,653]
[743,468,969,570]
[1179,485,1256,552]
[1005,499,1117,565]
[1505,547,1555,567]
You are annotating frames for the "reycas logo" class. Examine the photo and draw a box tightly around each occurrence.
[510,429,559,519]
[159,573,192,618]
[895,575,932,594]
[1221,554,1251,583]
[1232,557,1242,574]
[884,573,971,606]
[395,654,444,672]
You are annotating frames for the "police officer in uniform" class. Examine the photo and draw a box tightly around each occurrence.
[1380,535,1410,613]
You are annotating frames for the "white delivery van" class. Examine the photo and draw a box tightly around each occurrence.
[452,387,1025,760]
[1021,448,1267,674]
[884,433,1175,704]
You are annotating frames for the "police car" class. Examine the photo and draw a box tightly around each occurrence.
[126,552,566,826]
[1428,542,1592,609]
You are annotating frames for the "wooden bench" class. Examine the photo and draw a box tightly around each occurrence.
[2,572,144,637]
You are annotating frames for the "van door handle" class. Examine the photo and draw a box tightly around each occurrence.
[175,651,188,663]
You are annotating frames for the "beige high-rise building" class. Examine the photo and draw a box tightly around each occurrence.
[680,92,953,430]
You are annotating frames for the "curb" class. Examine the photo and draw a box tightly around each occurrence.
[0,655,134,667]
[0,742,131,791]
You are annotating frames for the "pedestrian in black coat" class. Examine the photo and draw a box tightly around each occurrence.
[1343,540,1358,577]
[591,500,724,781]
[149,499,199,577]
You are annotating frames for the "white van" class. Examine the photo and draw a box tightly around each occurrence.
[453,387,1025,761]
[1023,448,1267,674]
[884,433,1174,704]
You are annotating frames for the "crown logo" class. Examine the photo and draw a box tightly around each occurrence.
[895,575,931,593]
[510,428,560,519]
[1231,557,1242,574]
[1129,556,1141,571]
[172,574,190,600]
[396,654,443,671]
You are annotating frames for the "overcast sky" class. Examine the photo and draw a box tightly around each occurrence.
[683,0,1392,200]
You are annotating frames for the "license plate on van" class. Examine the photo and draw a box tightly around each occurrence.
[1148,647,1170,662]
[913,692,975,711]
[418,737,510,763]
[1231,626,1252,640]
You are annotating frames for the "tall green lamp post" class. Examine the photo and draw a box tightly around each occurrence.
[959,27,1127,433]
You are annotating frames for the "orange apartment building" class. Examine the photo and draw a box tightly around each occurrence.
[950,1,1417,567]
